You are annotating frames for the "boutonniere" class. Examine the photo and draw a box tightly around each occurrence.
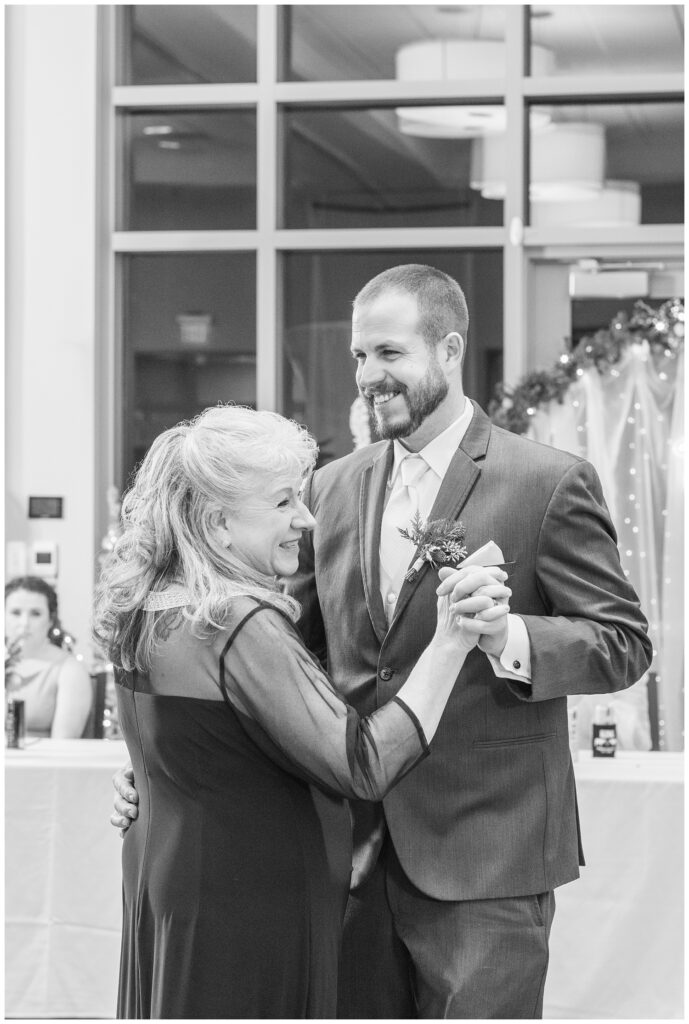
[399,512,468,583]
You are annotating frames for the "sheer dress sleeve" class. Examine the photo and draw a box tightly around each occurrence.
[216,601,429,801]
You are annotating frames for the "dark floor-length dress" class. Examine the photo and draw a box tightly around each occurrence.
[115,596,428,1019]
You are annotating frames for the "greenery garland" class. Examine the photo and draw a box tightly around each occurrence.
[488,298,685,435]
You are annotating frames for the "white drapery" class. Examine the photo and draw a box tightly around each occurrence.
[527,343,684,750]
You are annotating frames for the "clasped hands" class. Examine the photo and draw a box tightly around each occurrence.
[111,564,512,837]
[435,564,511,657]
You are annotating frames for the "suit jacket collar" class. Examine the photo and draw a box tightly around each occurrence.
[360,402,493,635]
[360,442,394,642]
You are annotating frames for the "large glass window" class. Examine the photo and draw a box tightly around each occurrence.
[119,109,256,231]
[282,5,508,82]
[122,253,256,486]
[524,102,684,227]
[529,5,683,77]
[281,105,504,229]
[282,250,502,464]
[110,3,683,482]
[119,5,257,85]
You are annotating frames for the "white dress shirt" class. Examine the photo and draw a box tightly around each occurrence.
[381,400,531,683]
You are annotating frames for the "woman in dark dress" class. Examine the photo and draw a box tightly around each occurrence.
[94,405,508,1019]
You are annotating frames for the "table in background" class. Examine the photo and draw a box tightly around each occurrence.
[544,751,684,1019]
[5,738,127,1019]
[5,743,684,1019]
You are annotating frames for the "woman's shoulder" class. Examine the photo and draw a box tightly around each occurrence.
[42,643,71,664]
[213,596,294,654]
[55,651,92,686]
[220,595,291,633]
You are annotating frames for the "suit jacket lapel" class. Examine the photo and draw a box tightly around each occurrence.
[391,403,492,624]
[360,442,394,642]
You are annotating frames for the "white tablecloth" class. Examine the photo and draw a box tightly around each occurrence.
[5,743,684,1019]
[544,751,684,1019]
[5,738,127,1019]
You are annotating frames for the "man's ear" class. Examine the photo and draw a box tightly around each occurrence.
[441,331,464,372]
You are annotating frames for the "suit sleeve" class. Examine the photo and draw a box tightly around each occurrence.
[221,605,429,801]
[513,459,653,702]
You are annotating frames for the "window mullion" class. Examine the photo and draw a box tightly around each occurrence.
[256,4,278,411]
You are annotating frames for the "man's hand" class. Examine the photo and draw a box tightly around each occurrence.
[436,564,511,658]
[111,762,139,838]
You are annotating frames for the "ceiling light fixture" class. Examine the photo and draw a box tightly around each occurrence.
[532,180,641,227]
[143,124,174,136]
[470,122,606,201]
[395,39,554,138]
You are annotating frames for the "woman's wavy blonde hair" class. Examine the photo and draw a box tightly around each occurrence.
[93,405,318,672]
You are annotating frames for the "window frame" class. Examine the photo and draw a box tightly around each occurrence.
[98,3,684,491]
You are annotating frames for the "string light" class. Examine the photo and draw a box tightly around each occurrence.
[486,299,682,751]
[489,298,682,434]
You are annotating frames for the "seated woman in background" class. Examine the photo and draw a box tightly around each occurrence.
[5,576,93,738]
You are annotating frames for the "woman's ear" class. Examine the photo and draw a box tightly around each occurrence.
[209,509,232,549]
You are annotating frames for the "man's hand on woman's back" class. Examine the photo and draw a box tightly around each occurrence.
[112,762,138,836]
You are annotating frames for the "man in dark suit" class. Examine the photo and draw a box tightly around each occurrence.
[112,264,652,1018]
[287,264,652,1018]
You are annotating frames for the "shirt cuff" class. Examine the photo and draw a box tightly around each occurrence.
[484,614,532,683]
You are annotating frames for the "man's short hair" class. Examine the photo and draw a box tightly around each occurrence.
[353,264,469,347]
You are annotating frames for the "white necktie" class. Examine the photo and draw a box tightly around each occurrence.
[380,454,429,618]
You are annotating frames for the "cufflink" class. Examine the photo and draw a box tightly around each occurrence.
[512,660,521,670]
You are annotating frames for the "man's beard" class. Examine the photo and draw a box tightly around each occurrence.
[363,359,449,441]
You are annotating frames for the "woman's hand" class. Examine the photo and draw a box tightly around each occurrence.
[434,565,510,650]
[5,637,23,672]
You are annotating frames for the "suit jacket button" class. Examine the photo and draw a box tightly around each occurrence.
[379,667,393,681]
[513,660,521,670]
